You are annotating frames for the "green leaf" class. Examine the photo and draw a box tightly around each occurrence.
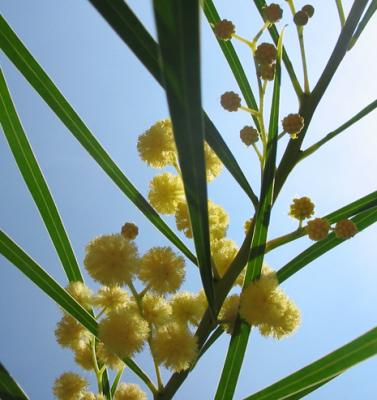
[0,230,157,394]
[0,363,29,400]
[202,0,260,129]
[87,0,258,207]
[153,0,215,313]
[215,29,284,400]
[0,16,196,265]
[243,326,377,400]
[0,69,83,282]
[277,206,377,284]
[349,0,377,49]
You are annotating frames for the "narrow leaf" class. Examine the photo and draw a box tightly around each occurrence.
[243,326,377,400]
[153,0,215,313]
[349,0,377,49]
[0,16,196,265]
[0,363,29,400]
[87,0,258,207]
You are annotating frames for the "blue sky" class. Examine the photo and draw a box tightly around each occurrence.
[1,1,377,399]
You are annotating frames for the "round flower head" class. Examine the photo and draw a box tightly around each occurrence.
[255,43,277,65]
[81,393,96,400]
[294,10,309,26]
[65,281,93,309]
[170,291,204,326]
[220,91,241,112]
[282,113,304,138]
[73,342,94,371]
[84,234,139,286]
[289,196,315,221]
[302,4,315,18]
[306,218,330,241]
[97,341,124,370]
[258,63,276,81]
[205,142,223,181]
[219,294,240,334]
[93,286,130,313]
[121,222,139,240]
[141,293,172,326]
[137,119,176,168]
[240,126,259,146]
[139,247,185,294]
[212,238,238,278]
[148,173,185,214]
[53,372,87,400]
[335,219,358,239]
[98,308,149,359]
[263,3,283,23]
[244,217,254,235]
[152,323,198,372]
[213,19,235,40]
[55,313,91,349]
[114,383,147,400]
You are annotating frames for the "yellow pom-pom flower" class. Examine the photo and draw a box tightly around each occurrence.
[114,383,147,400]
[148,173,185,214]
[66,281,93,309]
[52,372,87,400]
[170,291,204,326]
[152,323,198,372]
[84,234,139,286]
[137,119,176,168]
[73,342,94,370]
[81,393,96,400]
[204,143,222,181]
[55,313,91,349]
[93,286,130,313]
[219,294,240,334]
[97,341,124,370]
[141,293,172,326]
[289,196,315,221]
[98,308,149,359]
[139,247,185,294]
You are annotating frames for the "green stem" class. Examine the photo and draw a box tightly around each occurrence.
[111,367,125,397]
[91,336,103,393]
[231,33,253,47]
[252,22,269,45]
[336,0,346,27]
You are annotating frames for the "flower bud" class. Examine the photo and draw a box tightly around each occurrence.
[220,91,241,112]
[240,126,259,146]
[213,19,235,40]
[306,218,330,241]
[335,219,358,239]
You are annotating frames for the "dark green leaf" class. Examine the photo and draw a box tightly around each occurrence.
[349,0,377,49]
[0,363,29,400]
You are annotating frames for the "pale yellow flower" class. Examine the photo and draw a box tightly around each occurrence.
[219,294,240,334]
[114,383,147,400]
[170,291,204,326]
[204,143,222,181]
[52,372,87,400]
[96,341,124,370]
[141,293,172,326]
[66,281,93,309]
[73,342,94,370]
[93,286,130,313]
[55,313,91,349]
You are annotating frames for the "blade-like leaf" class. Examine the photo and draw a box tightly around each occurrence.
[349,0,377,49]
[202,0,260,129]
[0,16,196,265]
[243,326,377,400]
[153,0,215,313]
[0,230,157,394]
[87,0,258,207]
[277,206,377,283]
[0,363,29,400]
[0,69,83,282]
[215,29,284,400]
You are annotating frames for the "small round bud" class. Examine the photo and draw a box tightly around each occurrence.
[263,4,283,23]
[289,197,315,220]
[258,63,275,81]
[213,19,235,40]
[294,10,309,26]
[282,113,304,138]
[220,91,241,112]
[121,222,139,240]
[255,43,277,65]
[302,5,315,18]
[306,218,330,241]
[334,219,358,239]
[240,126,259,146]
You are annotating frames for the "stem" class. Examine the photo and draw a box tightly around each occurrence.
[239,105,259,115]
[252,22,269,45]
[111,367,125,397]
[91,336,103,393]
[335,0,346,28]
[231,33,253,47]
[251,142,263,166]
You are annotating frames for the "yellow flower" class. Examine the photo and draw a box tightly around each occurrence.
[139,247,185,294]
[141,293,172,326]
[219,295,240,334]
[244,217,253,235]
[65,281,93,309]
[93,286,130,313]
[52,372,87,400]
[204,143,222,181]
[170,291,204,326]
[137,119,176,168]
[81,393,96,400]
[121,222,139,240]
[114,383,147,400]
[148,173,185,214]
[55,313,91,349]
[97,341,124,370]
[98,308,149,359]
[152,323,198,372]
[73,342,94,370]
[84,234,139,286]
[289,197,315,221]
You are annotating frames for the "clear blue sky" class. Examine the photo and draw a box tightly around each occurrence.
[1,1,377,399]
